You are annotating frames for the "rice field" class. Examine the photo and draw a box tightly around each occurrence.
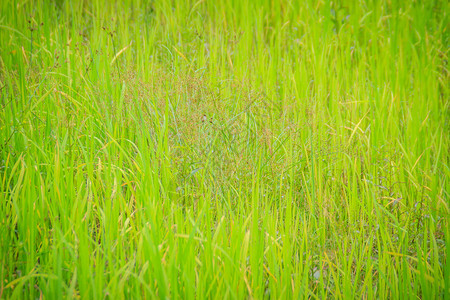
[0,0,448,298]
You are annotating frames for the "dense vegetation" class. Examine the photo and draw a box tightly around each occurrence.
[0,0,448,298]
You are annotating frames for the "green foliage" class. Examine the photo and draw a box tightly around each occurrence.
[0,0,448,298]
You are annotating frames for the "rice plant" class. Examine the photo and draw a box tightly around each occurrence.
[0,0,448,298]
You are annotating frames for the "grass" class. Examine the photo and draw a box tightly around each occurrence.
[0,0,448,298]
